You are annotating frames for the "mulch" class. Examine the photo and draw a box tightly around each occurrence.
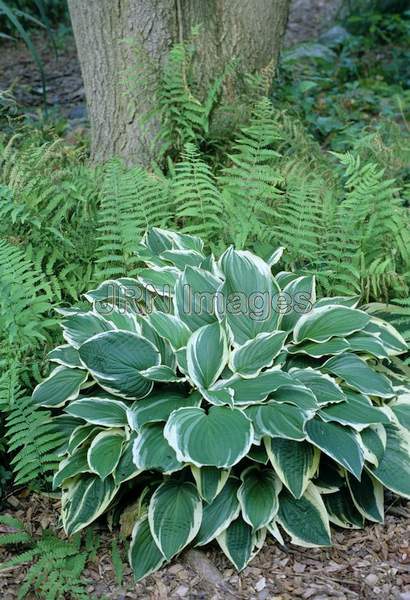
[0,491,409,600]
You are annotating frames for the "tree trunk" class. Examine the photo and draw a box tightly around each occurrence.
[68,0,290,165]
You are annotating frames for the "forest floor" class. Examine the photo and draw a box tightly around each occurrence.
[0,492,409,600]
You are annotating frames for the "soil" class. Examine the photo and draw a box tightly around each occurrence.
[0,491,409,600]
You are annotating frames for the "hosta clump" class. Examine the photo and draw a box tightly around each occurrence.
[33,228,410,580]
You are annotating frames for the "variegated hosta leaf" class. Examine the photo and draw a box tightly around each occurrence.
[87,430,125,479]
[277,484,331,547]
[148,480,202,560]
[390,394,410,430]
[324,488,364,529]
[270,384,318,410]
[293,305,369,344]
[174,266,220,330]
[160,249,205,269]
[62,475,119,535]
[53,448,90,490]
[246,403,311,441]
[313,462,345,494]
[347,471,384,523]
[129,516,165,582]
[142,227,204,256]
[221,368,294,406]
[346,332,389,359]
[32,366,88,408]
[306,419,364,478]
[139,365,183,383]
[138,266,180,295]
[247,444,269,464]
[114,433,142,485]
[314,296,360,309]
[146,312,192,350]
[186,322,228,389]
[266,246,285,267]
[217,516,260,571]
[238,465,282,531]
[230,331,287,378]
[191,466,230,504]
[127,390,202,430]
[319,390,390,430]
[365,318,408,355]
[290,368,345,405]
[79,331,160,400]
[323,353,394,398]
[195,477,240,546]
[65,397,128,427]
[265,438,319,498]
[164,406,253,468]
[280,275,316,332]
[62,312,115,348]
[288,337,349,358]
[48,345,84,369]
[133,423,182,474]
[99,305,141,333]
[368,421,410,498]
[360,425,386,467]
[218,246,280,345]
[67,424,100,455]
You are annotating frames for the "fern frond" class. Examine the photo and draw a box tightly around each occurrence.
[172,143,223,246]
[220,98,284,248]
[95,159,172,279]
[5,396,64,485]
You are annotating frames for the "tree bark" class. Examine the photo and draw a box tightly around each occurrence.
[68,0,290,165]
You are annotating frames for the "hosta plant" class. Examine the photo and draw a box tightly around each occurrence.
[33,228,410,580]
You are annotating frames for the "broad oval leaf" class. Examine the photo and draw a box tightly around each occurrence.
[79,331,160,400]
[306,418,364,479]
[230,331,287,378]
[65,397,128,427]
[247,403,311,441]
[87,430,125,479]
[238,465,282,531]
[164,406,253,468]
[53,448,90,490]
[128,390,202,430]
[48,345,83,369]
[148,480,202,560]
[32,366,88,408]
[62,475,119,535]
[195,477,241,546]
[191,466,230,504]
[319,390,390,430]
[174,266,220,330]
[129,516,165,582]
[277,484,331,547]
[133,423,182,474]
[280,275,316,332]
[187,322,228,389]
[218,246,280,345]
[265,438,319,499]
[290,368,345,406]
[368,421,410,499]
[293,306,369,344]
[62,312,114,348]
[324,488,364,529]
[146,312,192,350]
[347,471,384,523]
[323,353,394,398]
[216,516,259,571]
